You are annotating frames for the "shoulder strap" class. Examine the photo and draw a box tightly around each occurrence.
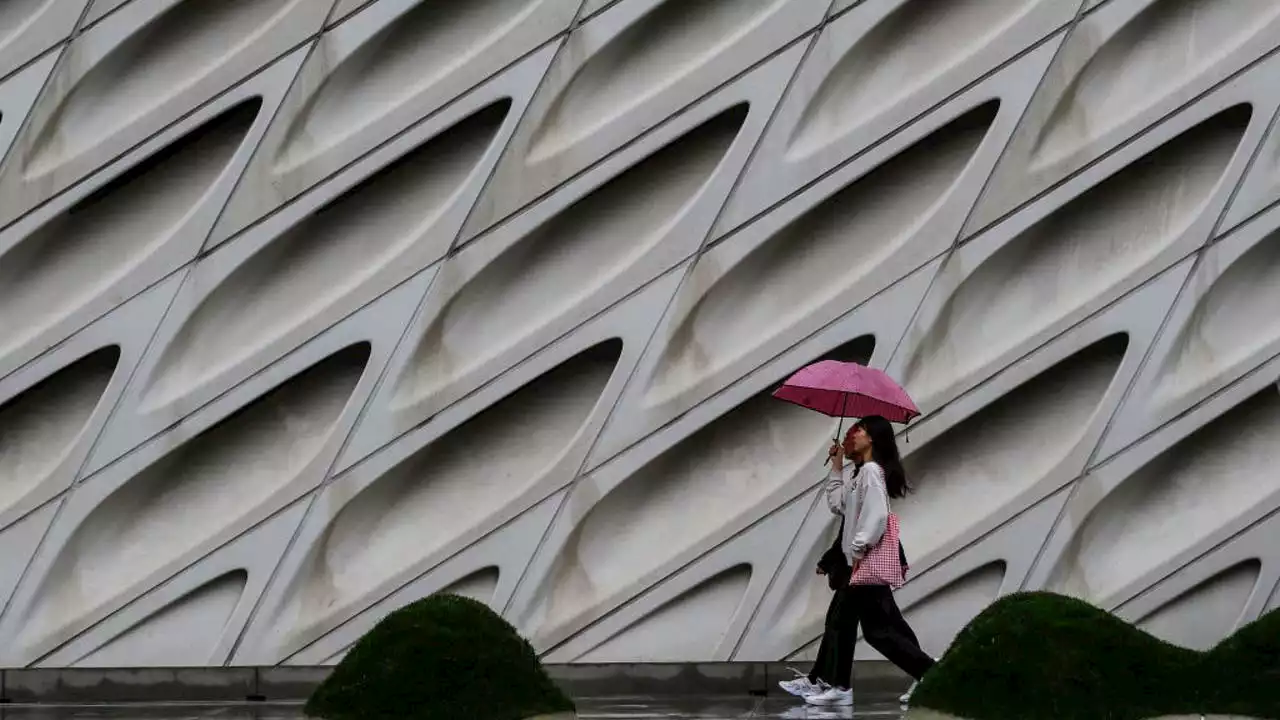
[852,466,865,525]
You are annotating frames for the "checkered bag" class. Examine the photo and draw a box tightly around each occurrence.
[847,473,906,589]
[849,513,906,589]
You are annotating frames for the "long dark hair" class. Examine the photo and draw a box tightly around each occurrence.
[857,415,910,498]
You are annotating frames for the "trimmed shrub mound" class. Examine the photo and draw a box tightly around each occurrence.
[305,593,575,720]
[908,591,1279,720]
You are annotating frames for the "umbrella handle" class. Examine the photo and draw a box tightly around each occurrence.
[823,416,846,466]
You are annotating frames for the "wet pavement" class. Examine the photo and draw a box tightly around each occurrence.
[577,695,907,717]
[0,696,910,719]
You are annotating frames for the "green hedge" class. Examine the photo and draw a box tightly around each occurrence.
[909,591,1279,720]
[304,593,575,720]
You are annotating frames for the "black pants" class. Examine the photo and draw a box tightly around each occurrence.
[808,589,843,685]
[811,584,935,689]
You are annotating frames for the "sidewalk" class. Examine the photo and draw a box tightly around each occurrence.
[0,662,914,704]
[0,698,910,720]
[577,695,908,718]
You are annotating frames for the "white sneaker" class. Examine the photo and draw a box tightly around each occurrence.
[901,658,939,706]
[778,667,823,697]
[899,679,918,705]
[804,686,853,707]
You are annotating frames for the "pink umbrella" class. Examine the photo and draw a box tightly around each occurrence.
[772,359,920,424]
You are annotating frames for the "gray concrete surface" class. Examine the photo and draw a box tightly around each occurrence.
[0,663,912,704]
[0,698,910,719]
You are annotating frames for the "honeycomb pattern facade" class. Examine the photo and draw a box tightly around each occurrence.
[1,0,1279,668]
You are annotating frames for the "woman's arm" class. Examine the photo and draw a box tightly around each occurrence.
[848,463,889,561]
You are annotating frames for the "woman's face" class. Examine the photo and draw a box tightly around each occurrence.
[844,425,871,457]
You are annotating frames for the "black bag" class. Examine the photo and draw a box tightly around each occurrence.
[817,518,851,590]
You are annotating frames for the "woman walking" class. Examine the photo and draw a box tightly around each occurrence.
[804,416,935,708]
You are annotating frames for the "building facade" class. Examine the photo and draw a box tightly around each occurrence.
[0,0,1278,668]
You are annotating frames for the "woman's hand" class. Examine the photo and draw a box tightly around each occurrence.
[828,440,845,469]
[848,560,860,585]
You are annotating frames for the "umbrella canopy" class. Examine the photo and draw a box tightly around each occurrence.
[772,359,919,424]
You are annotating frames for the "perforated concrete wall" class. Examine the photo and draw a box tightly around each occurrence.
[1,0,1278,669]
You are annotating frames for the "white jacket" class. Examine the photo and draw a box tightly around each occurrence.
[824,460,889,564]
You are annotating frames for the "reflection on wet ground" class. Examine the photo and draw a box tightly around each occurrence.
[0,695,909,719]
